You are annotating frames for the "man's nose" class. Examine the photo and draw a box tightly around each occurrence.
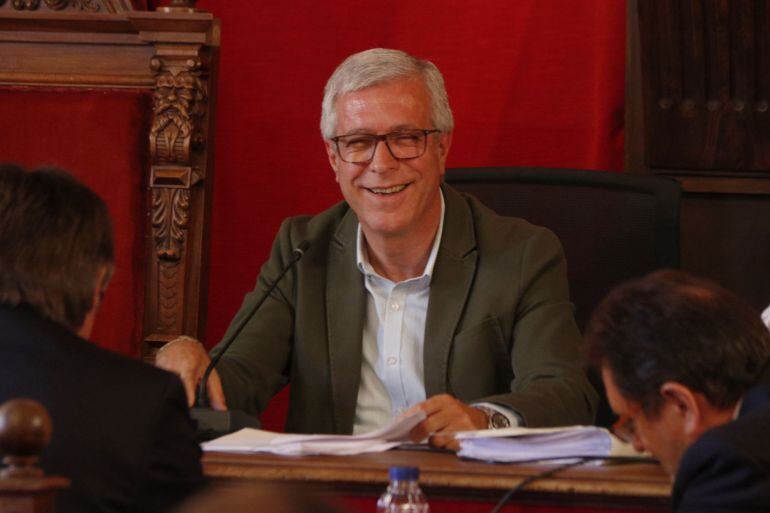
[369,139,398,173]
[632,435,645,453]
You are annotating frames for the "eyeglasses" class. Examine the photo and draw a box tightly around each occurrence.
[611,405,642,444]
[330,129,440,164]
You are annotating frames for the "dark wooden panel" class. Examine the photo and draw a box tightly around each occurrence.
[680,193,770,310]
[638,0,770,171]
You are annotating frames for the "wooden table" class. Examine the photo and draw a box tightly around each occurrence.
[203,449,671,513]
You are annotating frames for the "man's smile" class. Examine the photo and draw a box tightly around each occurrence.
[364,183,411,195]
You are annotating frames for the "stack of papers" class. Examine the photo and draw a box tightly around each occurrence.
[202,410,425,456]
[456,425,639,463]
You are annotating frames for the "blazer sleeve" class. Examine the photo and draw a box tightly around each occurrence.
[211,217,299,415]
[479,228,598,426]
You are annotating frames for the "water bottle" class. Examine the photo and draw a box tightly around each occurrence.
[377,466,430,513]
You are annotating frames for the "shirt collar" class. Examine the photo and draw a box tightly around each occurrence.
[356,191,445,282]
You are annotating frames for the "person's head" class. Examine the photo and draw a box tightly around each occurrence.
[321,49,454,242]
[585,269,770,476]
[0,164,114,338]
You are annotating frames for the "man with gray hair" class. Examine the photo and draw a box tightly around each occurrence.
[158,48,596,449]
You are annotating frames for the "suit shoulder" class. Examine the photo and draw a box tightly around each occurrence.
[275,201,351,247]
[674,410,770,511]
[75,340,184,397]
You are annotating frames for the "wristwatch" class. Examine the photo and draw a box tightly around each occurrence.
[475,405,512,429]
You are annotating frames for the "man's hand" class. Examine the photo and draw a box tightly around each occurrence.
[406,394,487,451]
[155,337,227,410]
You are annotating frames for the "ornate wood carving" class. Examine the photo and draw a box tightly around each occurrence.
[151,187,190,261]
[0,0,136,11]
[10,0,40,10]
[4,0,101,10]
[144,33,216,354]
[149,55,206,263]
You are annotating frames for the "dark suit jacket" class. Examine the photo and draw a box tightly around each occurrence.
[214,184,597,433]
[673,370,770,513]
[0,304,204,513]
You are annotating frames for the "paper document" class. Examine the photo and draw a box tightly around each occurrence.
[202,410,426,456]
[455,425,642,463]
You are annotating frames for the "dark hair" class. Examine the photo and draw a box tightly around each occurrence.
[585,269,770,415]
[0,164,114,330]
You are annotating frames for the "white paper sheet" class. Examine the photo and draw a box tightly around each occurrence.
[202,410,426,456]
[455,425,643,463]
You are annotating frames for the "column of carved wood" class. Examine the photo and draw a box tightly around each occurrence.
[144,40,215,360]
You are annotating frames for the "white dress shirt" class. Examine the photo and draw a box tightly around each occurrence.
[352,193,518,434]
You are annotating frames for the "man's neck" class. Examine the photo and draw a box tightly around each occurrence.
[362,197,443,283]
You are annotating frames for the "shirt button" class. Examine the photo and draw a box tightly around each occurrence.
[387,357,398,366]
[390,302,400,311]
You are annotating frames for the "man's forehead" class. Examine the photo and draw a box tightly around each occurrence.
[334,80,431,132]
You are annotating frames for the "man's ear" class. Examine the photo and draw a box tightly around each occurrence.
[324,140,341,182]
[660,381,701,437]
[77,265,112,340]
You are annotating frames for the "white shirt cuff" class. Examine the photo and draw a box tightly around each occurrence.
[473,401,522,427]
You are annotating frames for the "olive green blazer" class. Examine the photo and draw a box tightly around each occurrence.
[213,184,597,434]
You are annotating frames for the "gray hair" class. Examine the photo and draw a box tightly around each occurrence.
[320,48,454,139]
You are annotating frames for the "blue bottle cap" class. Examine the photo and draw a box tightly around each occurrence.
[389,466,419,481]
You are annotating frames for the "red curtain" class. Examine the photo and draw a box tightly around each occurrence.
[0,88,151,357]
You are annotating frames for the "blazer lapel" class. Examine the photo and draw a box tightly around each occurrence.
[326,209,366,433]
[424,185,478,397]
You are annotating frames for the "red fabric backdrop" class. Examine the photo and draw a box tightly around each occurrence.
[0,88,151,357]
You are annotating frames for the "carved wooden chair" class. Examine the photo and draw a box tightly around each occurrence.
[0,0,218,359]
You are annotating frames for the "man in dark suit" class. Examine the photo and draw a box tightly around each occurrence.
[0,164,204,513]
[585,269,770,512]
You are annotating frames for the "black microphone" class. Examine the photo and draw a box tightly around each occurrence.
[191,240,310,440]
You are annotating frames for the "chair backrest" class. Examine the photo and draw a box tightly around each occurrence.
[446,167,681,330]
[446,167,681,427]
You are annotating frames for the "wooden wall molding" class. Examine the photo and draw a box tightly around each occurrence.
[0,0,133,13]
[0,5,219,359]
